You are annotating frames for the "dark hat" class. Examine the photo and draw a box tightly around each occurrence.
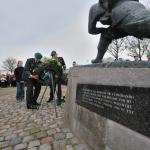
[51,51,57,56]
[34,52,43,59]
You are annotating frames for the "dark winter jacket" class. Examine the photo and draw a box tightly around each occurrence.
[14,67,24,82]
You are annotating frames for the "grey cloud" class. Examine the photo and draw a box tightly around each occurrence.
[0,0,88,46]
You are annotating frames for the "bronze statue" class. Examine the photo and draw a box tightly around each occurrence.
[89,0,150,63]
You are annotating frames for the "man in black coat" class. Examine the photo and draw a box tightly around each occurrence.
[23,52,43,109]
[47,51,66,105]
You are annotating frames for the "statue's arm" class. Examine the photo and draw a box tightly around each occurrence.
[88,3,106,35]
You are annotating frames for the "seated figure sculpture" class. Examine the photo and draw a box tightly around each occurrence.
[89,0,150,63]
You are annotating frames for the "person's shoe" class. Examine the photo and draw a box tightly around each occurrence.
[27,105,38,109]
[47,98,53,103]
[57,102,61,106]
[60,99,65,103]
[21,98,25,101]
[16,99,22,102]
[33,102,40,106]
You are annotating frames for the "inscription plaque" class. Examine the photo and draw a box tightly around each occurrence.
[76,84,150,137]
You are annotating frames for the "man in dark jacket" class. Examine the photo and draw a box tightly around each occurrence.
[14,60,24,102]
[47,51,66,105]
[23,52,43,109]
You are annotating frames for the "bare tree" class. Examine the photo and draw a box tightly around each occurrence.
[125,36,150,61]
[2,57,17,74]
[108,38,125,60]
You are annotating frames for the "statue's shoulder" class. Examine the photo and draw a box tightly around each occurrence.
[107,0,139,10]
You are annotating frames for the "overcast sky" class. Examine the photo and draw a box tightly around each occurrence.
[0,0,148,69]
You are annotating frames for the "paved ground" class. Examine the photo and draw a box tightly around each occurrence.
[0,87,90,150]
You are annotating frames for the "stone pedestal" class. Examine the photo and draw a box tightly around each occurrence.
[65,62,150,150]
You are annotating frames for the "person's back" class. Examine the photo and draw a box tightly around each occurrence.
[23,57,43,80]
[23,58,35,80]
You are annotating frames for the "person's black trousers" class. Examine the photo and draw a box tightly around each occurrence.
[26,79,41,107]
[49,79,62,103]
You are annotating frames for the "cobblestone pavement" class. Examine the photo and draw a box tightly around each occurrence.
[0,87,90,150]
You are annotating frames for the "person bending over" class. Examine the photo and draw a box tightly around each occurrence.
[23,52,43,109]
